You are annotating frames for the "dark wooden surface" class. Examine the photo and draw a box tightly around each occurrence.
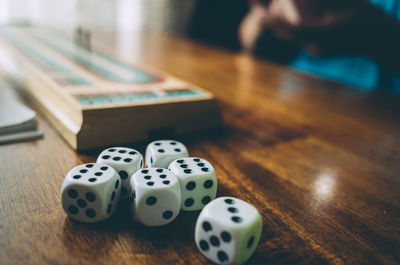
[1,31,400,265]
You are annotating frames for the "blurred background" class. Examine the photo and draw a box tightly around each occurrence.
[0,0,247,49]
[0,0,399,92]
[0,0,196,33]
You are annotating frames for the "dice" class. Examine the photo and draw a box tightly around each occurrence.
[61,163,121,223]
[129,168,181,226]
[168,157,217,211]
[145,140,188,168]
[195,197,262,265]
[96,147,143,198]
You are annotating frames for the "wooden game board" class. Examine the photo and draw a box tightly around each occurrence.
[0,27,222,150]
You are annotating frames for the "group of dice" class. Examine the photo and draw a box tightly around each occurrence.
[61,140,262,265]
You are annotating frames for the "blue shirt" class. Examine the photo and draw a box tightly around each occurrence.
[290,0,400,93]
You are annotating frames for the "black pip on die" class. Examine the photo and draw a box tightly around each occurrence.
[195,197,262,265]
[97,147,143,198]
[145,140,188,168]
[61,163,121,223]
[169,157,217,211]
[129,168,181,226]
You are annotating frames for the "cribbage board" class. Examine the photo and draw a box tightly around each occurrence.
[0,27,222,150]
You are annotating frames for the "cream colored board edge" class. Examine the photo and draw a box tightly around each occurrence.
[22,68,82,127]
[23,74,81,134]
[24,27,211,97]
[80,90,215,110]
[1,28,222,150]
[0,36,82,148]
[26,85,78,149]
[76,99,222,150]
[16,28,216,111]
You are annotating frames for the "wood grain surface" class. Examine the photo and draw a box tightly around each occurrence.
[0,31,400,265]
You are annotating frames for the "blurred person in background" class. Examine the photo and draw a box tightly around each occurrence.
[189,0,400,93]
[2,0,399,92]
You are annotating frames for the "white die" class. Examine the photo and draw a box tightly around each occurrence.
[145,140,188,168]
[60,163,121,223]
[96,147,143,198]
[129,168,181,226]
[195,197,262,265]
[168,157,217,211]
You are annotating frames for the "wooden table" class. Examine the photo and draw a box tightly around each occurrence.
[1,31,399,265]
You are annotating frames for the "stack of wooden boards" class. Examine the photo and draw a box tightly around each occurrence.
[0,27,221,150]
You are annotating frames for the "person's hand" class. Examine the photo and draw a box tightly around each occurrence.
[240,0,383,56]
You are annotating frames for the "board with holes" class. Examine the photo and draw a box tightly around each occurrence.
[0,27,222,150]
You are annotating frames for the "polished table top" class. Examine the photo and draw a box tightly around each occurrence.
[1,31,400,265]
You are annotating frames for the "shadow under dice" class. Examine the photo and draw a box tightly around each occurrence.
[169,157,217,211]
[97,147,143,198]
[195,197,262,265]
[145,140,188,168]
[61,163,121,223]
[130,168,181,226]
